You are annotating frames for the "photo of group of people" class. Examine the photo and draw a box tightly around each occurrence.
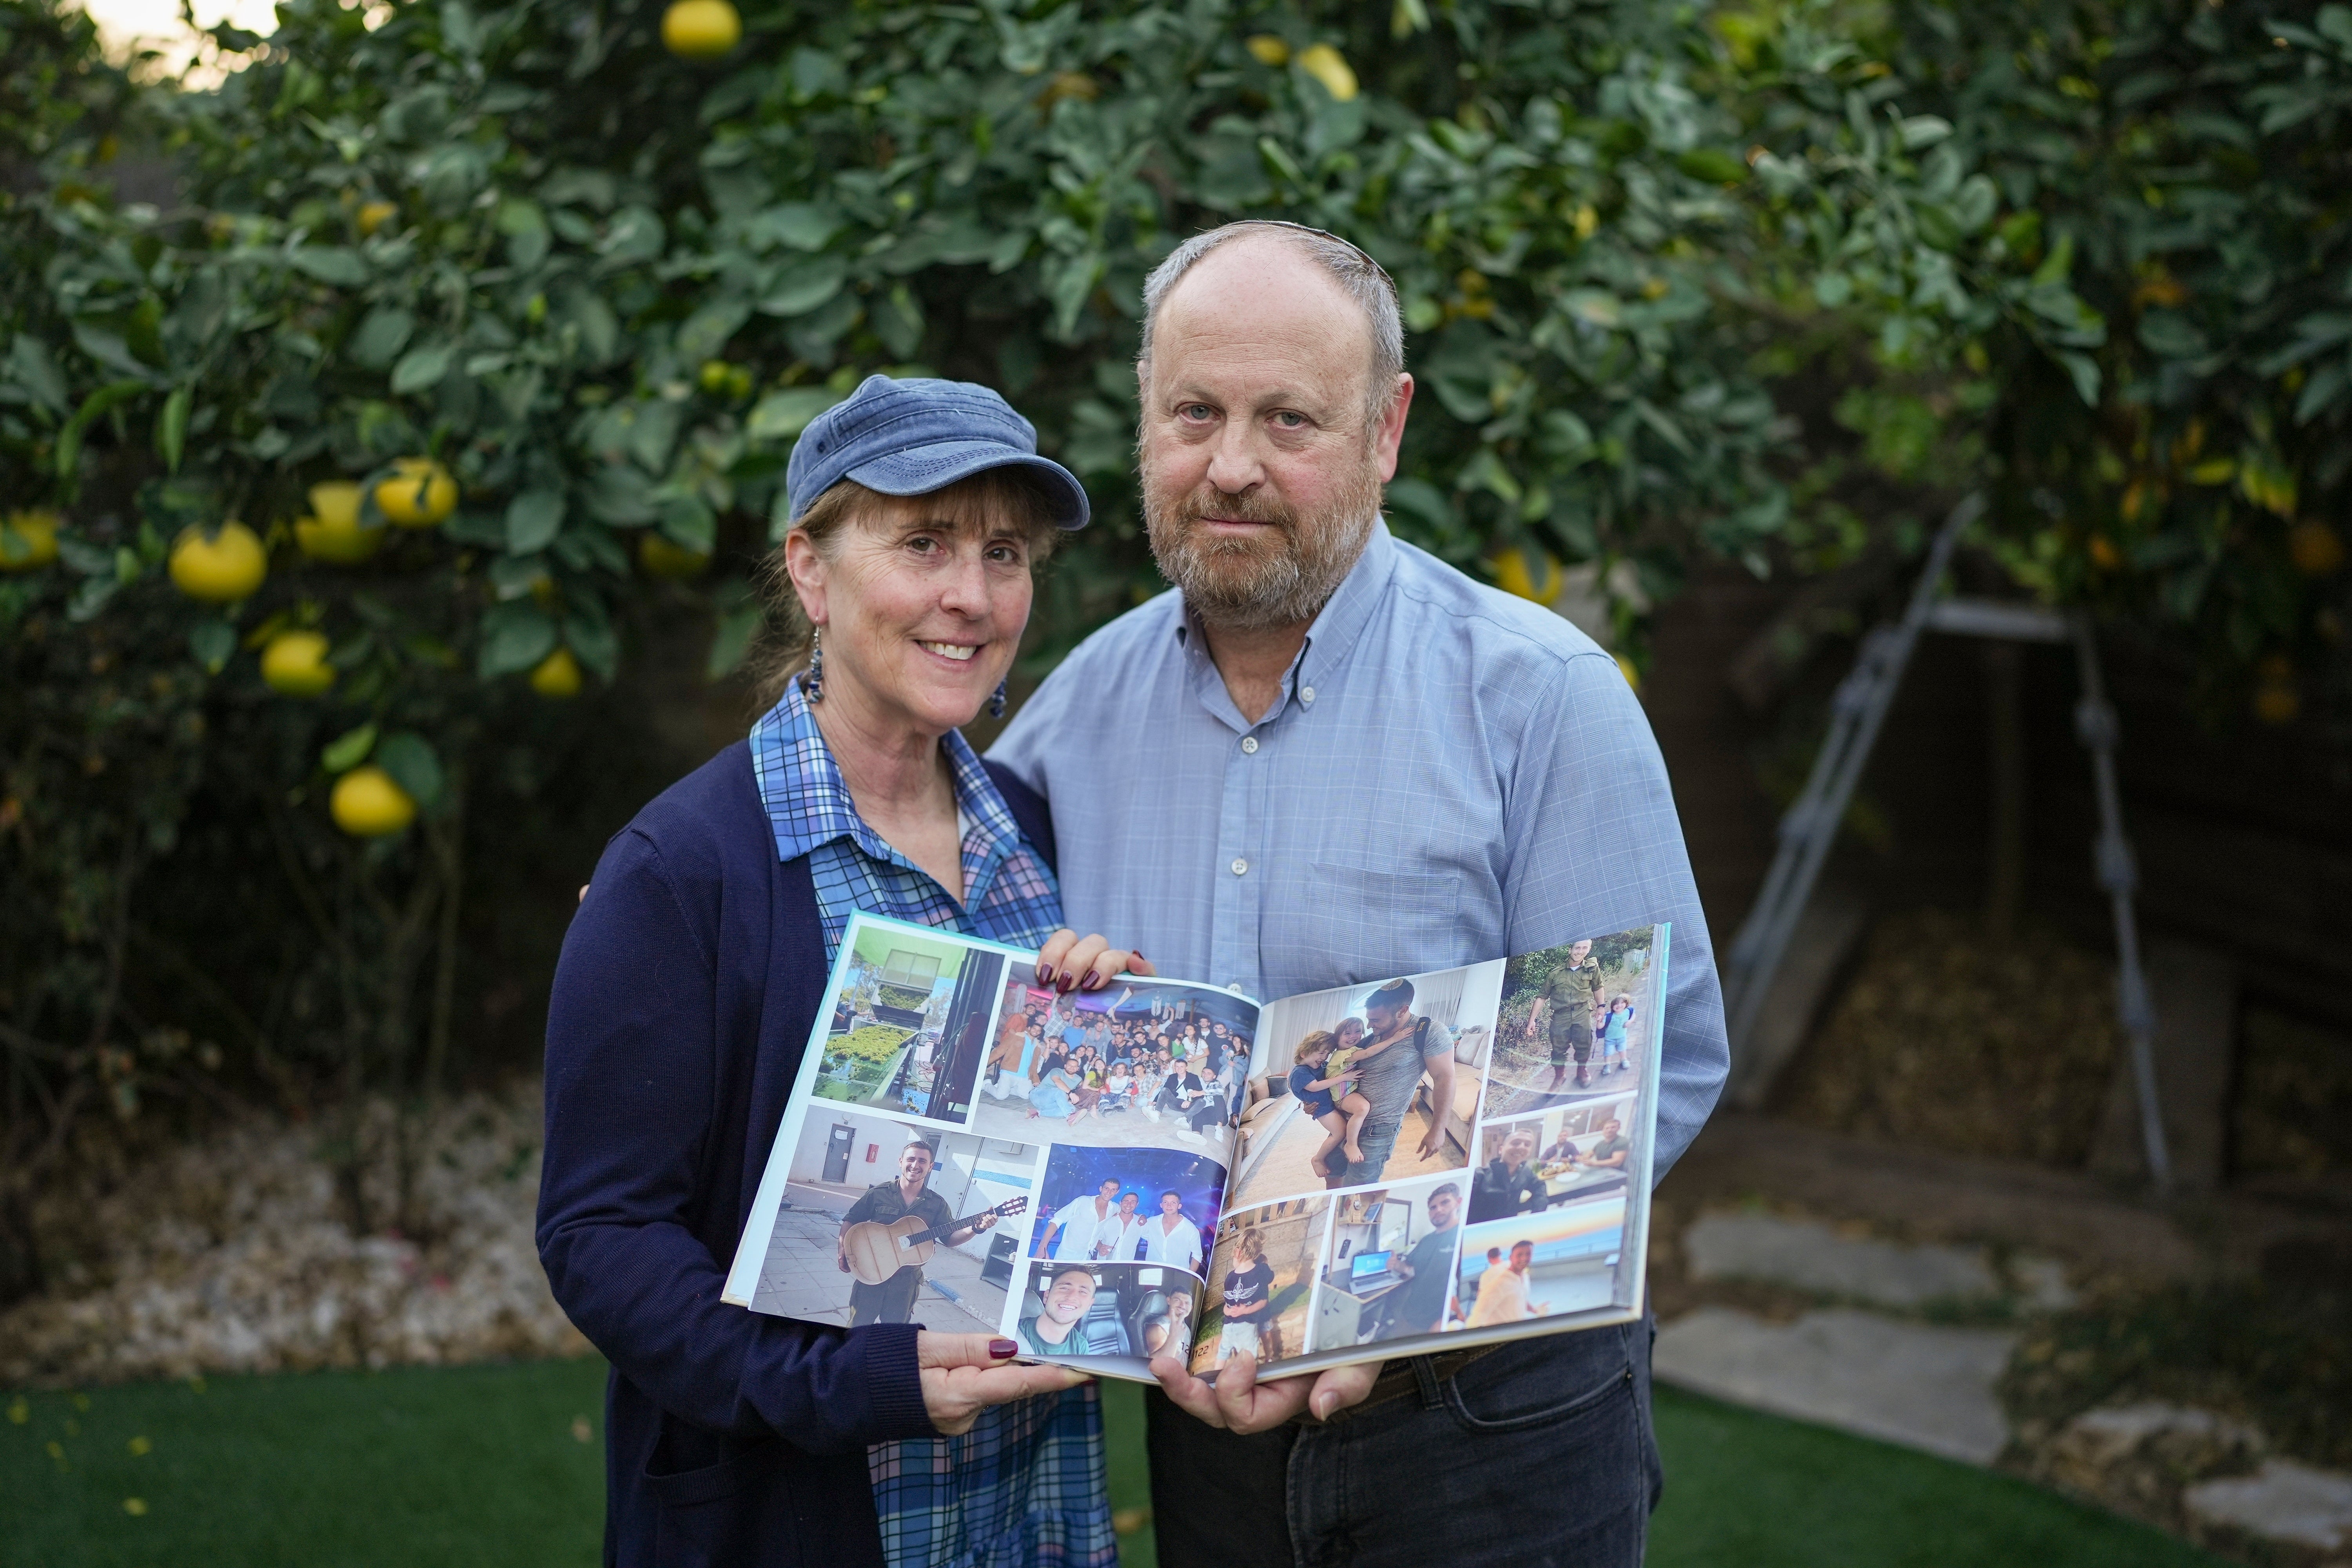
[814,924,1005,1125]
[744,1108,1034,1340]
[972,975,1259,1152]
[1485,932,1659,1118]
[1025,1144,1221,1273]
[1232,960,1504,1207]
[1192,1196,1330,1376]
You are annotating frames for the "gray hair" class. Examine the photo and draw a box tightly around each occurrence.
[1137,220,1405,424]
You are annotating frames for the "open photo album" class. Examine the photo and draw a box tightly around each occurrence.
[722,912,1671,1383]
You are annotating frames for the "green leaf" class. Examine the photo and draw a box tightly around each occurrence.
[321,722,379,773]
[290,246,369,286]
[6,335,68,415]
[677,299,753,363]
[189,619,235,675]
[563,598,618,681]
[348,307,415,369]
[1674,147,1748,184]
[157,385,192,474]
[706,579,766,679]
[2054,350,2102,406]
[750,203,844,251]
[55,380,146,480]
[506,488,566,553]
[756,257,848,317]
[372,731,445,811]
[746,387,842,441]
[477,599,559,678]
[390,342,455,395]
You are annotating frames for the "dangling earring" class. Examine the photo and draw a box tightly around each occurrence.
[802,625,824,703]
[990,679,1007,720]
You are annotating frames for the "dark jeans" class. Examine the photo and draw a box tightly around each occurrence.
[1146,1316,1660,1568]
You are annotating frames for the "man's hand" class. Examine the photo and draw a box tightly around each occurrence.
[1149,1350,1382,1434]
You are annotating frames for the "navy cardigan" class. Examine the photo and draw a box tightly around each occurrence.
[537,739,1058,1568]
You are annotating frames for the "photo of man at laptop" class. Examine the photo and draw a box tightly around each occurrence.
[1307,1175,1466,1353]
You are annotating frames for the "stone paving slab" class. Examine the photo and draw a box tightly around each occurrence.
[2185,1460,2352,1553]
[1682,1211,2002,1306]
[1654,1305,2018,1465]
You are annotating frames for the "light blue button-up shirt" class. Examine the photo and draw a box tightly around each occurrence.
[990,520,1728,1176]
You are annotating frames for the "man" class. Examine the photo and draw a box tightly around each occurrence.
[1020,1264,1123,1356]
[1375,1181,1460,1340]
[834,1139,997,1326]
[1465,1239,1539,1328]
[1334,977,1455,1188]
[1000,220,1725,1566]
[1466,1126,1548,1223]
[1040,1176,1123,1260]
[1139,1189,1206,1274]
[1584,1116,1632,1174]
[1096,1189,1145,1261]
[1527,939,1607,1089]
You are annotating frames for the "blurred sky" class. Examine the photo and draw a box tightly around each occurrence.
[69,0,285,84]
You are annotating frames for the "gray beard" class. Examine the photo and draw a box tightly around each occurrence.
[1141,463,1384,632]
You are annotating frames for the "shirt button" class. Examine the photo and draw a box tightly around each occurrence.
[1240,736,1259,754]
[1300,687,1316,705]
[1230,858,1249,876]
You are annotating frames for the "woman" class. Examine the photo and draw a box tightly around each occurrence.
[540,376,1152,1568]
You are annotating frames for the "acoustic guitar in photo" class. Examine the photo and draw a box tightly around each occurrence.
[840,1198,1029,1286]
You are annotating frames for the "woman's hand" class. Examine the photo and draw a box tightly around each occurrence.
[918,1332,1089,1436]
[1034,930,1154,993]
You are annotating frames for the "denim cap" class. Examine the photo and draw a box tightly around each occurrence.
[783,374,1090,528]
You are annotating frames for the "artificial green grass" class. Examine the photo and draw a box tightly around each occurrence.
[4,1359,2221,1568]
[1646,1384,2223,1568]
[1,1357,608,1567]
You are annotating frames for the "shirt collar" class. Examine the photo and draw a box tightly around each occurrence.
[749,677,1026,880]
[1168,518,1398,700]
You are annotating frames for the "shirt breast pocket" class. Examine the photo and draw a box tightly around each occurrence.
[1262,861,1463,982]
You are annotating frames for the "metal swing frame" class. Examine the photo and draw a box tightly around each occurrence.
[1716,495,2174,1192]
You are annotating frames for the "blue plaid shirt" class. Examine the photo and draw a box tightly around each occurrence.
[748,679,1115,1568]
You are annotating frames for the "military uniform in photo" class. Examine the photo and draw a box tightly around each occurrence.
[1540,955,1605,1067]
[838,1177,956,1325]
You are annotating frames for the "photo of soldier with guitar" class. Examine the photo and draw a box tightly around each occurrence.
[836,1137,1027,1325]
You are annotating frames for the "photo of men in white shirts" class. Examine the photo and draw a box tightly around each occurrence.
[1137,1189,1205,1274]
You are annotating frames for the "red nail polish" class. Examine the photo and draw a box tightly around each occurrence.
[1036,965,1054,984]
[990,1338,1018,1360]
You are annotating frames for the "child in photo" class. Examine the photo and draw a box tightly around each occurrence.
[1216,1230,1276,1365]
[1288,1029,1374,1176]
[1599,994,1635,1076]
[1100,1057,1134,1115]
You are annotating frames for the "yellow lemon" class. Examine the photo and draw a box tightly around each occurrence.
[2087,534,2121,571]
[1296,43,1358,101]
[699,359,734,394]
[1490,546,1563,604]
[639,532,712,581]
[356,200,400,237]
[1245,34,1290,65]
[169,522,268,603]
[2253,680,2299,726]
[260,629,337,697]
[374,458,457,529]
[2287,521,2344,577]
[1,509,60,572]
[530,646,584,698]
[293,481,385,564]
[330,766,417,837]
[662,0,740,59]
[1615,653,1641,693]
